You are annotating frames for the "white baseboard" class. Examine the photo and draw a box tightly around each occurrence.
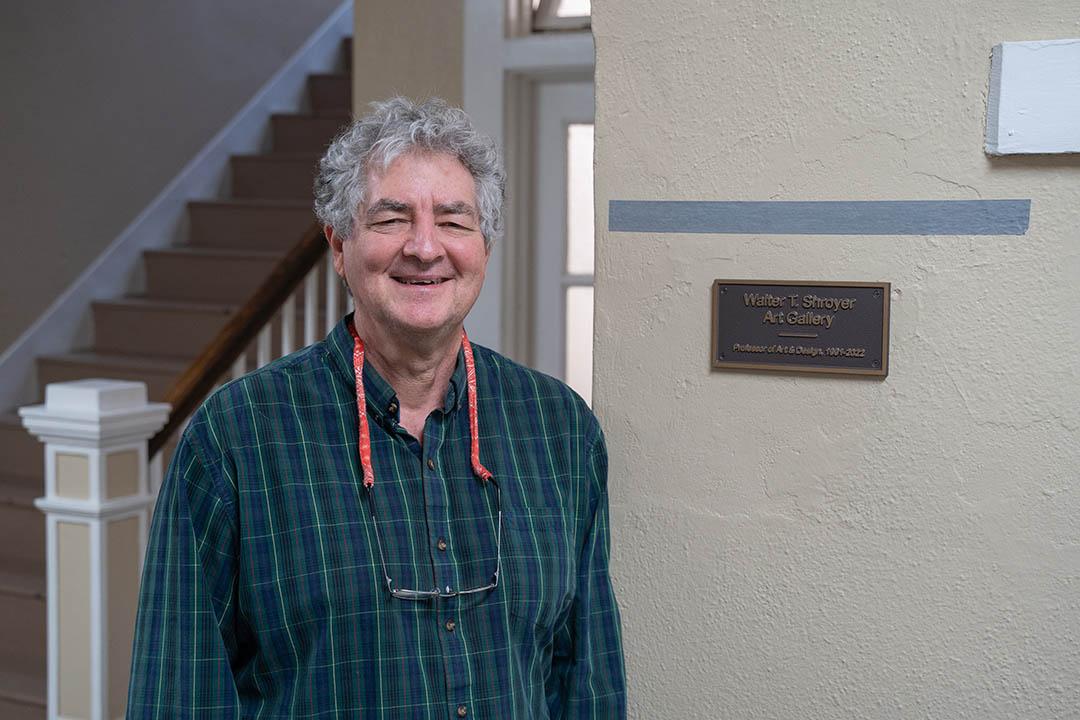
[0,1,352,412]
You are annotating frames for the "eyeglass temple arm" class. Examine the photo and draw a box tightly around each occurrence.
[365,491,398,594]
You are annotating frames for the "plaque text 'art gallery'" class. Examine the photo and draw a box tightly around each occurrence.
[711,280,890,377]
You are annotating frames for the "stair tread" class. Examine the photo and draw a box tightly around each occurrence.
[0,666,46,708]
[146,245,285,260]
[231,152,321,163]
[39,351,190,373]
[189,198,312,210]
[0,566,45,601]
[94,296,237,314]
[0,474,40,509]
[272,111,350,120]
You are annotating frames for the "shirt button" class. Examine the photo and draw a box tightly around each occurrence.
[457,705,468,718]
[427,458,435,471]
[445,619,456,632]
[437,538,448,552]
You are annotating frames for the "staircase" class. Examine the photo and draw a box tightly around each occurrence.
[0,38,352,719]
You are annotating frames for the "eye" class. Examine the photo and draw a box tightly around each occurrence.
[440,219,477,231]
[371,218,407,228]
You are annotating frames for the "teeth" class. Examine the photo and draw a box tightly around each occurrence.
[398,278,441,285]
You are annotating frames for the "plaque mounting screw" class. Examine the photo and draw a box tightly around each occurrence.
[720,288,727,294]
[874,290,881,297]
[872,361,879,367]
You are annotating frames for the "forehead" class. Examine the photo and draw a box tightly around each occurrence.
[364,150,476,205]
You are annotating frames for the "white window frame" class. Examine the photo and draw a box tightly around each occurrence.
[533,82,594,387]
[463,0,594,362]
[533,0,591,32]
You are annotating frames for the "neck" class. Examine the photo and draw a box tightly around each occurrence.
[354,316,461,439]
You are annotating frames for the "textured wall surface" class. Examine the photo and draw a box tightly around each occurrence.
[592,1,1080,717]
[352,0,463,113]
[0,0,340,351]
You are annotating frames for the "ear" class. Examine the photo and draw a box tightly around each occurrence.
[325,225,347,277]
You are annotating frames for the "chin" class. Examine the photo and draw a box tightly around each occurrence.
[394,316,460,338]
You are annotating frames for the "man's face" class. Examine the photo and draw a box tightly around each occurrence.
[330,150,490,346]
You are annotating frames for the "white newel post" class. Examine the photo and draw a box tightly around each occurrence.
[20,380,169,720]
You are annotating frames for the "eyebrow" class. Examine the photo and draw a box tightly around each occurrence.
[365,198,478,221]
[434,201,477,219]
[365,199,410,218]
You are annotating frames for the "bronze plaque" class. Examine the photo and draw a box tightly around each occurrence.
[711,280,890,377]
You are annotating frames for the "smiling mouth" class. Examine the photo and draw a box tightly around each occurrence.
[393,277,448,286]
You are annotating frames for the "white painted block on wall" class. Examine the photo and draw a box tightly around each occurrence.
[986,39,1080,155]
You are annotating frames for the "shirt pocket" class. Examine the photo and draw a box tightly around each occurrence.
[502,507,574,634]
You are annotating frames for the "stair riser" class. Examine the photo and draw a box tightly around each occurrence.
[0,422,44,479]
[0,592,45,668]
[231,157,320,201]
[37,360,178,404]
[94,304,232,360]
[95,304,334,362]
[0,505,44,572]
[272,116,349,153]
[308,75,351,114]
[0,698,44,720]
[188,204,316,251]
[145,251,282,303]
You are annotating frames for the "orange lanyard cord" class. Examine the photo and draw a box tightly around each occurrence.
[348,322,493,488]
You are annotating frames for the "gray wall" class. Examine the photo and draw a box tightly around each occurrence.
[0,0,341,351]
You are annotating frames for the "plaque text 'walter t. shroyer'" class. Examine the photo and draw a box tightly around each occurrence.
[712,280,890,377]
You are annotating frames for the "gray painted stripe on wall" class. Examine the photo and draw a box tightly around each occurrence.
[608,200,1031,235]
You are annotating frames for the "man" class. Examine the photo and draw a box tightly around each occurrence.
[128,97,626,718]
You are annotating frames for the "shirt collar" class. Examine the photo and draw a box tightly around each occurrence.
[326,314,468,422]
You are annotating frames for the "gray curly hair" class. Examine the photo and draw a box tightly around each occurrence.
[314,96,505,249]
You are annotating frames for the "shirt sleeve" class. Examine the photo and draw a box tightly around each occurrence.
[549,431,628,719]
[127,417,243,718]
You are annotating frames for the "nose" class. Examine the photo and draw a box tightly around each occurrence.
[402,210,443,263]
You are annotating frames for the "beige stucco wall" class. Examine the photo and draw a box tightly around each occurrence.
[593,1,1080,717]
[352,0,463,112]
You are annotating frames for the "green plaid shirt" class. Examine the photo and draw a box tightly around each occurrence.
[128,315,625,719]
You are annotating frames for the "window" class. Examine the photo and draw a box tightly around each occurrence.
[533,81,594,404]
[563,123,594,404]
[532,0,590,32]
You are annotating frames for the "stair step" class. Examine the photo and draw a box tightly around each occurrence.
[37,352,188,404]
[188,199,315,251]
[0,414,43,479]
[231,153,322,201]
[0,567,46,671]
[0,474,40,510]
[0,487,44,574]
[271,113,350,153]
[0,666,45,719]
[0,567,45,601]
[93,297,235,361]
[308,73,351,114]
[144,245,286,303]
[95,292,338,355]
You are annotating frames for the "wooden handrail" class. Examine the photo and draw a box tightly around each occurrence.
[148,224,328,456]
